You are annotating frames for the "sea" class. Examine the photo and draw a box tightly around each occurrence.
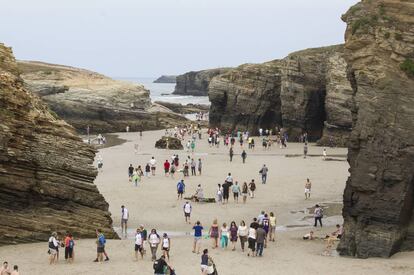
[115,77,210,105]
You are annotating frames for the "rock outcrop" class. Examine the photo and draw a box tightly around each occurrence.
[155,136,183,150]
[337,0,414,258]
[173,68,231,96]
[154,101,210,114]
[208,45,353,143]
[153,75,176,83]
[18,61,187,134]
[0,43,117,245]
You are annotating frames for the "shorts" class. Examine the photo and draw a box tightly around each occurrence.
[49,249,58,255]
[162,247,169,251]
[242,193,248,197]
[97,246,105,253]
[233,193,239,198]
[135,244,142,252]
[248,238,256,251]
[178,190,184,195]
[305,188,311,194]
[121,219,128,225]
[185,212,191,217]
[194,236,202,243]
[65,247,73,259]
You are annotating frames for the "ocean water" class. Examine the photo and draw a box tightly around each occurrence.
[116,77,210,105]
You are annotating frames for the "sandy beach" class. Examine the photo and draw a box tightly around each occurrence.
[1,129,413,275]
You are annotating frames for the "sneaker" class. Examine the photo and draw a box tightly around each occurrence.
[93,259,98,262]
[105,258,109,261]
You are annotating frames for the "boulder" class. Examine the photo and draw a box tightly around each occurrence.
[155,136,183,150]
[153,75,176,83]
[0,43,117,245]
[154,101,210,114]
[337,0,414,258]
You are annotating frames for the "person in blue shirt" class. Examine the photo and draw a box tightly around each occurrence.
[192,221,204,254]
[177,180,185,200]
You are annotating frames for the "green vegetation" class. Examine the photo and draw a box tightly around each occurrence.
[352,18,371,34]
[349,5,361,15]
[400,59,414,77]
[378,3,386,16]
[395,33,403,41]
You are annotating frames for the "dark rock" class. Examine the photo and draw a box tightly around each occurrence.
[155,136,183,150]
[173,68,231,96]
[0,43,117,245]
[337,0,414,258]
[153,75,176,83]
[154,101,210,114]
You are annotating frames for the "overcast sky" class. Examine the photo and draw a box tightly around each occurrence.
[0,0,359,77]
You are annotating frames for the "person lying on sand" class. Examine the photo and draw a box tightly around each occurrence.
[302,231,314,240]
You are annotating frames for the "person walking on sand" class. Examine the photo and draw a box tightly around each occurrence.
[121,205,129,238]
[132,169,141,187]
[191,140,196,153]
[229,147,234,162]
[305,178,312,199]
[238,221,248,252]
[220,223,229,249]
[94,229,109,262]
[161,233,171,260]
[232,181,241,203]
[128,164,134,181]
[145,163,151,178]
[314,204,323,227]
[164,160,170,176]
[256,224,266,256]
[177,180,185,200]
[259,164,268,184]
[268,212,277,242]
[134,228,144,261]
[241,150,247,163]
[209,219,219,249]
[198,158,202,175]
[183,201,192,224]
[241,182,249,203]
[192,221,203,254]
[323,148,327,160]
[248,179,256,198]
[191,158,197,176]
[149,157,157,176]
[64,232,75,263]
[247,224,257,257]
[216,184,223,204]
[229,221,238,251]
[149,229,161,261]
[48,232,60,264]
[304,142,308,158]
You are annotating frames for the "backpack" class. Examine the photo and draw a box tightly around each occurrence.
[153,259,164,272]
[99,235,106,245]
[69,239,75,249]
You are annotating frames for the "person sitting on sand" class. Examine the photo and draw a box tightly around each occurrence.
[303,231,314,240]
[329,224,344,239]
[194,184,204,202]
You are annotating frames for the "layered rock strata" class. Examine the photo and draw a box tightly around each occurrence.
[209,45,353,143]
[0,44,117,245]
[337,0,414,258]
[18,61,187,133]
[173,68,231,96]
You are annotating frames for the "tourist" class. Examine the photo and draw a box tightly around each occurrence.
[149,157,157,176]
[241,182,248,203]
[198,158,202,175]
[305,178,312,199]
[48,232,59,264]
[126,125,129,132]
[303,231,314,240]
[229,147,234,162]
[11,265,18,275]
[232,181,241,203]
[137,165,144,177]
[251,138,255,150]
[191,140,196,152]
[161,233,171,260]
[269,212,277,242]
[247,224,257,257]
[145,163,151,178]
[209,219,219,249]
[314,204,323,227]
[257,211,265,224]
[200,249,210,275]
[262,214,270,247]
[64,232,75,263]
[323,148,327,160]
[195,184,204,202]
[229,221,238,251]
[248,179,256,198]
[259,164,268,184]
[191,158,196,176]
[140,225,148,255]
[241,150,247,163]
[177,180,185,200]
[183,201,192,224]
[94,229,109,262]
[331,224,344,239]
[164,160,170,176]
[216,184,223,204]
[0,262,10,275]
[132,169,141,187]
[135,228,144,261]
[149,229,161,261]
[128,164,134,181]
[256,224,266,256]
[250,218,260,230]
[97,155,103,171]
[238,221,248,252]
[139,130,143,140]
[186,140,191,152]
[222,180,232,204]
[170,161,176,178]
[121,205,129,238]
[304,142,308,158]
[220,223,229,249]
[192,221,203,254]
[153,255,172,275]
[183,160,189,177]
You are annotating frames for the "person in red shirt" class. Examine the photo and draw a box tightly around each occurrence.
[64,233,75,263]
[164,160,170,176]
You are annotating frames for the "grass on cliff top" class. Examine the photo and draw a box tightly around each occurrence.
[400,59,414,77]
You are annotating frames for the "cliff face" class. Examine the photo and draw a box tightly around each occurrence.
[337,0,414,258]
[173,68,231,96]
[0,44,117,244]
[209,45,353,143]
[18,61,187,133]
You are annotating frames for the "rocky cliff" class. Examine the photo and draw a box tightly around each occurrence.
[337,0,414,258]
[173,68,231,96]
[0,43,117,245]
[208,45,353,143]
[18,61,187,134]
[153,75,176,83]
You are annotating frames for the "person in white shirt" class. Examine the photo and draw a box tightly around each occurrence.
[134,228,144,260]
[225,173,233,184]
[237,221,248,252]
[148,229,161,261]
[48,232,59,264]
[121,205,129,238]
[183,201,192,224]
[247,227,257,257]
[149,157,157,176]
[161,233,171,260]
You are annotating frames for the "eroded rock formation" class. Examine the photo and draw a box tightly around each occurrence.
[154,101,210,114]
[209,45,353,143]
[18,61,187,133]
[337,0,414,258]
[155,136,183,150]
[173,68,231,96]
[0,44,117,244]
[153,75,176,83]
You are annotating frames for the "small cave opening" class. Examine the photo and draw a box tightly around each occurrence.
[305,88,327,141]
[259,110,282,132]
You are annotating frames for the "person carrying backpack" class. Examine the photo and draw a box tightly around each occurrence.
[94,229,109,262]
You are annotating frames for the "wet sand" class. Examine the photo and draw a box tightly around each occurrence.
[1,129,413,275]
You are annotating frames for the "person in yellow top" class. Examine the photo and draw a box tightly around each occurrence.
[268,212,277,242]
